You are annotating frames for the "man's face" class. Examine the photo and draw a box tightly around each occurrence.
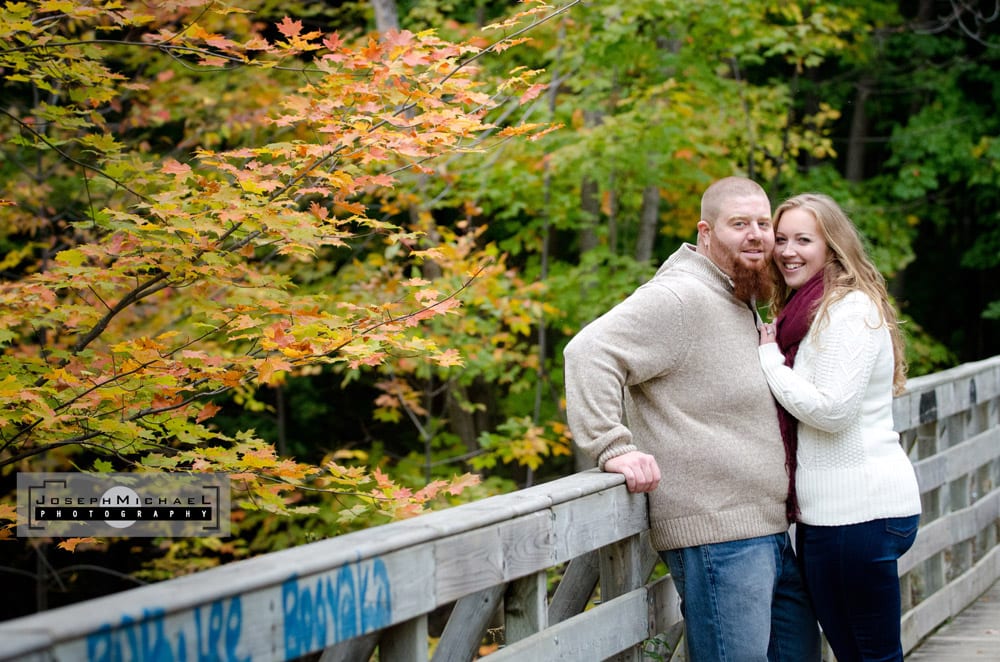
[700,194,774,277]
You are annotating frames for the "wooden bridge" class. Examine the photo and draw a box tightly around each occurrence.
[3,355,999,662]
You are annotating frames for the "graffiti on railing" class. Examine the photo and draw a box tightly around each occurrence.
[81,556,391,661]
[86,597,248,662]
[282,557,393,657]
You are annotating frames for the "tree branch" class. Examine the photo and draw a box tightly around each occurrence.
[0,108,148,201]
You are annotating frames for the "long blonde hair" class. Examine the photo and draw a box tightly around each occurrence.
[768,193,908,394]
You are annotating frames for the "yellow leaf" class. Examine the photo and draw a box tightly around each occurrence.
[257,355,292,386]
[55,248,87,267]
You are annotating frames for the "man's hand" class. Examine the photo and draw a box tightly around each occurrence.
[604,451,661,493]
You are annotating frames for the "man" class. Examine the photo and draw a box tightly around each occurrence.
[563,177,820,661]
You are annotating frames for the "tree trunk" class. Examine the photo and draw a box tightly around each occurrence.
[445,379,494,456]
[607,172,618,256]
[579,176,600,254]
[845,77,871,182]
[635,185,660,263]
[371,0,399,34]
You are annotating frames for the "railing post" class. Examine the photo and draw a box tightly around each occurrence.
[381,615,429,662]
[600,535,646,662]
[504,571,548,643]
[548,550,600,625]
[923,418,947,598]
[432,585,505,662]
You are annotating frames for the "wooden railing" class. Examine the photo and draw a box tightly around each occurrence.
[3,355,999,662]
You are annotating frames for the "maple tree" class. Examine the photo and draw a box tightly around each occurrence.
[0,0,571,546]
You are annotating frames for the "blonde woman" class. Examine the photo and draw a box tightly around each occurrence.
[757,193,921,662]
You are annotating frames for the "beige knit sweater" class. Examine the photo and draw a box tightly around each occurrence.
[564,244,790,551]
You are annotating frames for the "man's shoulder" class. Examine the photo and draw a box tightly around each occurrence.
[647,263,722,300]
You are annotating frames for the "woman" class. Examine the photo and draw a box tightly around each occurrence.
[757,193,921,662]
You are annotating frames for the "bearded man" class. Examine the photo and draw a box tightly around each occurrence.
[563,176,820,662]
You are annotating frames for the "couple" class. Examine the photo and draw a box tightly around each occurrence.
[563,177,922,662]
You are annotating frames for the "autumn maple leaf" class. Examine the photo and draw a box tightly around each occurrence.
[447,473,482,496]
[57,537,99,553]
[276,16,303,39]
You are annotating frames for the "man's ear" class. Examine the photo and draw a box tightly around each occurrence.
[696,219,711,245]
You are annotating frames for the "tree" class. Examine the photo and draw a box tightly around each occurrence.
[0,0,564,539]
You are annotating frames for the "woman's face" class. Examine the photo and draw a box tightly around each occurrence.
[774,207,830,290]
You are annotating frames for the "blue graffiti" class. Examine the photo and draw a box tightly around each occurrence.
[282,557,392,658]
[86,597,248,662]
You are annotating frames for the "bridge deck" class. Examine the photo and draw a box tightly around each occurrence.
[905,579,1000,660]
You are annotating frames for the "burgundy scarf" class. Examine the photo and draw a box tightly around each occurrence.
[773,270,824,522]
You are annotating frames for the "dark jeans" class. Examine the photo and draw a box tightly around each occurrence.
[660,532,820,662]
[796,515,920,662]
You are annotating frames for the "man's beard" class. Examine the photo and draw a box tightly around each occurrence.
[713,242,774,302]
[731,262,774,303]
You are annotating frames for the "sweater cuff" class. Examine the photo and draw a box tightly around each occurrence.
[597,444,639,470]
[758,342,785,366]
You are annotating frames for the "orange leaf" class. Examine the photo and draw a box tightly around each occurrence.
[519,83,547,105]
[58,537,98,552]
[257,355,293,386]
[277,16,303,39]
[414,479,448,502]
[373,467,394,490]
[447,472,482,496]
[161,159,191,176]
[196,402,222,423]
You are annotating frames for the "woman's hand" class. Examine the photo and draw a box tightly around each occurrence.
[758,321,777,346]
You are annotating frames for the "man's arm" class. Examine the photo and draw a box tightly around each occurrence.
[604,450,661,493]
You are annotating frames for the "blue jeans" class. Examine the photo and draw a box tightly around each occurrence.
[796,515,920,662]
[660,532,820,662]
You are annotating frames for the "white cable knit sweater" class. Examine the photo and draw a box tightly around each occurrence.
[758,290,921,526]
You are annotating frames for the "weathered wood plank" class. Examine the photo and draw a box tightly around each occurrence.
[484,589,650,662]
[906,579,1000,661]
[431,586,505,662]
[647,575,685,662]
[912,428,1000,492]
[902,545,1000,653]
[599,535,646,601]
[504,572,547,644]
[900,487,1000,574]
[318,632,379,662]
[647,574,682,635]
[550,486,649,562]
[381,615,428,662]
[894,356,1000,429]
[433,510,553,604]
[548,551,599,625]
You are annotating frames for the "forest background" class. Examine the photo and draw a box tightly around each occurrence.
[1,0,998,621]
